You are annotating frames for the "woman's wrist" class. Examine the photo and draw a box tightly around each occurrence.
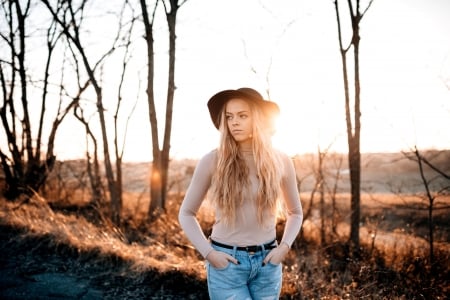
[279,241,290,250]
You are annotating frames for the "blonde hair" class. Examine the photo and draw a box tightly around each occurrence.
[209,100,283,226]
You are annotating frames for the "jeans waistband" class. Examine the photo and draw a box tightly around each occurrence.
[211,239,277,252]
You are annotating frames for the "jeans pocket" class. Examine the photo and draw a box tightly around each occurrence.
[267,261,282,267]
[207,260,232,271]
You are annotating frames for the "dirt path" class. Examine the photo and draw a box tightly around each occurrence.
[0,225,208,300]
[0,226,103,299]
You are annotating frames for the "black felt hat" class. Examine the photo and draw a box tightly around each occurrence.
[207,87,280,129]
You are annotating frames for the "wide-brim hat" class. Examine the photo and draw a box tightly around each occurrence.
[207,87,280,129]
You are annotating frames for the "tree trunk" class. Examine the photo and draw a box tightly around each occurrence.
[333,0,372,255]
[139,0,162,218]
[0,1,63,200]
[96,92,122,225]
[141,0,182,219]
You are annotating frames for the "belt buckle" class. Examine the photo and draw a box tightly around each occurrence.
[246,246,258,254]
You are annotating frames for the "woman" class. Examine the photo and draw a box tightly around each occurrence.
[178,87,303,299]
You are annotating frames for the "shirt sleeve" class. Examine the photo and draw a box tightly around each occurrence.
[178,151,216,258]
[279,153,303,248]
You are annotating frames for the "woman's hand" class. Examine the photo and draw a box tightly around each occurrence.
[263,243,289,265]
[206,249,240,269]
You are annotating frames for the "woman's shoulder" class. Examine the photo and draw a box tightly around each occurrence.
[200,149,218,161]
[196,149,218,168]
[273,148,291,162]
[273,148,296,171]
[190,149,217,177]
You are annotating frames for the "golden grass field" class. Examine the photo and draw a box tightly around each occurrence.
[0,151,449,299]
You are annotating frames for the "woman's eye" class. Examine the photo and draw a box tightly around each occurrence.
[226,115,233,120]
[240,114,248,119]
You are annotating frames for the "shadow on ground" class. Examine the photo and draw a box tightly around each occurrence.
[0,224,208,300]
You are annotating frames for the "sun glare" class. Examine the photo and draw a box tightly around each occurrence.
[42,0,449,164]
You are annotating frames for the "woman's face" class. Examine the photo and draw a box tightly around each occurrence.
[225,98,253,146]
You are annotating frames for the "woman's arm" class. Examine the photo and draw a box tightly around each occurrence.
[263,153,303,265]
[279,153,303,248]
[178,151,216,258]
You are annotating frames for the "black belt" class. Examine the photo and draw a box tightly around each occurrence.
[211,239,277,252]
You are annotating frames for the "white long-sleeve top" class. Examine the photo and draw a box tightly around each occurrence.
[178,150,303,258]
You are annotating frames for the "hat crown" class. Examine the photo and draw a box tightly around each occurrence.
[236,88,264,101]
[207,87,279,129]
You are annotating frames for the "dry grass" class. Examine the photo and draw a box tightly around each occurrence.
[0,194,208,299]
[2,150,450,298]
[1,188,449,299]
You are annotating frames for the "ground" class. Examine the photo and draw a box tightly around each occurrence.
[1,151,449,299]
[0,223,209,300]
[1,194,449,299]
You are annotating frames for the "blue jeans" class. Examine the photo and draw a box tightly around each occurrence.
[206,242,282,300]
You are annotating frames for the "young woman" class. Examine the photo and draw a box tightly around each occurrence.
[178,87,303,299]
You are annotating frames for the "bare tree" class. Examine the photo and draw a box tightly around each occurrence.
[111,2,139,216]
[313,144,343,245]
[74,105,103,205]
[0,0,78,200]
[325,152,344,235]
[41,0,135,224]
[403,147,450,268]
[139,0,188,219]
[333,0,374,254]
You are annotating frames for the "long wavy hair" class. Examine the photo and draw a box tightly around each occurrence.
[209,100,283,226]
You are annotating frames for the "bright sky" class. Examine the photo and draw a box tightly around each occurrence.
[51,0,450,162]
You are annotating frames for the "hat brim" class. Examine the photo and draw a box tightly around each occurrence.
[207,88,279,129]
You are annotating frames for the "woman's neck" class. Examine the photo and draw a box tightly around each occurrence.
[239,145,253,155]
